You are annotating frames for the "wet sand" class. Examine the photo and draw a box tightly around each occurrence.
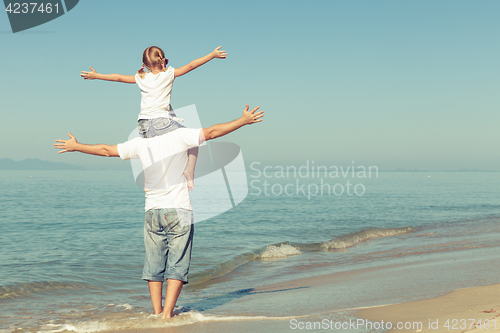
[103,318,293,333]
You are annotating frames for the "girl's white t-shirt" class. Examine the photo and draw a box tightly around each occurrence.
[135,66,177,120]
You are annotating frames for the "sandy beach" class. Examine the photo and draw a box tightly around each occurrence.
[356,283,500,333]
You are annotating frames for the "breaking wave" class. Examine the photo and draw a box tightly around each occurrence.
[259,244,302,259]
[0,281,90,300]
[321,227,415,250]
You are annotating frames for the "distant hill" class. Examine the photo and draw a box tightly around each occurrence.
[0,158,85,170]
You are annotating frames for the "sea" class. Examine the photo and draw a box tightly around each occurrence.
[1,168,500,332]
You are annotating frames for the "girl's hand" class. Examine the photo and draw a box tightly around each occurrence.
[80,66,98,80]
[54,132,78,153]
[212,46,227,59]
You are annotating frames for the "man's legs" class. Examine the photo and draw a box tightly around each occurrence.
[147,279,184,318]
[148,281,163,315]
[163,279,184,318]
[143,208,194,317]
[163,209,194,318]
[143,210,169,315]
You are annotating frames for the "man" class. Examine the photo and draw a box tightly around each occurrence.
[54,105,263,319]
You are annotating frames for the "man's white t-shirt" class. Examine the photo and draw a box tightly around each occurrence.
[135,66,176,120]
[117,128,202,211]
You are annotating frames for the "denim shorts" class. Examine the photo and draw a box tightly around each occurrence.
[142,208,194,283]
[137,117,186,138]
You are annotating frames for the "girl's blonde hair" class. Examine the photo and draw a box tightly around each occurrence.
[137,46,167,79]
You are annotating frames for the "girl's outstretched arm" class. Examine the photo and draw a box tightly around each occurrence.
[80,67,136,84]
[174,46,227,78]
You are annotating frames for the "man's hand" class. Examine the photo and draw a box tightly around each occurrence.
[54,133,119,157]
[54,132,78,153]
[200,104,264,143]
[212,46,227,59]
[80,66,98,80]
[241,104,264,125]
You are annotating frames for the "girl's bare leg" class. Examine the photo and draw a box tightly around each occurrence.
[183,147,198,191]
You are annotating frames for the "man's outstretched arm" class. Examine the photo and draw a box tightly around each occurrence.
[54,132,119,157]
[200,104,264,144]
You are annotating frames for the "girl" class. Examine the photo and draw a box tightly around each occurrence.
[80,46,227,190]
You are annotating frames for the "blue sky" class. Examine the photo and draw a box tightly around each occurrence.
[1,0,499,170]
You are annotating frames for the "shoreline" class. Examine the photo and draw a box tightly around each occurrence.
[97,260,500,333]
[106,283,500,333]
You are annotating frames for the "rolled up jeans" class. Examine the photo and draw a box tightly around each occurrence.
[142,208,194,283]
[137,117,186,138]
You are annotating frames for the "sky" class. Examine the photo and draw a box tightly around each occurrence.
[0,0,499,170]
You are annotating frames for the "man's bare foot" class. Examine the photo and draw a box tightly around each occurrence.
[183,168,195,191]
[147,313,162,318]
[162,310,179,319]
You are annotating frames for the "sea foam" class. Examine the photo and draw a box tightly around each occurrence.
[39,311,298,333]
[321,227,415,250]
[259,244,302,258]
